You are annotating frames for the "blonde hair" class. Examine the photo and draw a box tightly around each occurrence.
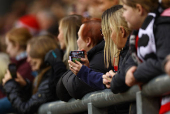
[102,9,117,68]
[27,35,58,94]
[105,5,131,67]
[0,53,10,84]
[121,0,159,12]
[6,27,32,49]
[59,14,83,69]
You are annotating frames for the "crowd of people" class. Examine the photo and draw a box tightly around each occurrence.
[0,0,170,114]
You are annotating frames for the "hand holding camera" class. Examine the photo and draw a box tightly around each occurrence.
[2,63,26,86]
[68,50,89,75]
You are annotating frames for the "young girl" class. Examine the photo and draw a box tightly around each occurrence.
[121,0,170,113]
[2,36,58,114]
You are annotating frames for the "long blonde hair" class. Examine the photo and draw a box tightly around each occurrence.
[102,8,117,68]
[109,6,131,66]
[27,35,58,94]
[59,14,83,69]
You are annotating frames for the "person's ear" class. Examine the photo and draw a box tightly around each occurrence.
[86,37,91,47]
[136,4,144,15]
[119,26,126,38]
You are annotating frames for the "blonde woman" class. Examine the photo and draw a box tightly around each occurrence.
[2,36,59,114]
[58,14,83,69]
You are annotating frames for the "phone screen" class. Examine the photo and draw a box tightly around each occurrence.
[8,63,17,78]
[69,51,85,63]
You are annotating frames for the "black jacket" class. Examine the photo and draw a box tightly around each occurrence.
[128,16,170,83]
[110,37,133,93]
[4,69,55,114]
[56,40,114,101]
[88,40,113,73]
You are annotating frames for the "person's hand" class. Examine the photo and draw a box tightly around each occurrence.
[44,48,63,66]
[165,60,170,76]
[15,73,26,87]
[80,50,89,67]
[2,70,12,86]
[68,60,82,75]
[102,70,116,88]
[125,66,137,87]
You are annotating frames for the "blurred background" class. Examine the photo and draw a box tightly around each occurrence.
[0,0,118,52]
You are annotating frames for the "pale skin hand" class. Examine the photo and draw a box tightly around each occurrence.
[2,70,26,87]
[68,50,89,75]
[125,66,138,87]
[165,60,170,76]
[102,70,116,88]
[68,60,82,75]
[165,55,170,76]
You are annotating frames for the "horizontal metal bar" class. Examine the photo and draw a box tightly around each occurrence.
[38,74,170,114]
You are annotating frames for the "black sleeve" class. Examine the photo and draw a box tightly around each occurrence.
[134,24,170,83]
[111,52,137,94]
[4,78,53,114]
[49,61,67,100]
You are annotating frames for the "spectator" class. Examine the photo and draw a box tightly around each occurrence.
[58,14,83,69]
[0,27,34,114]
[57,19,114,101]
[120,0,170,113]
[2,35,59,114]
[67,5,132,113]
[44,14,83,101]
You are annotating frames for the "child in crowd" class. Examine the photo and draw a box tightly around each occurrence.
[119,0,170,113]
[0,28,34,114]
[2,36,59,114]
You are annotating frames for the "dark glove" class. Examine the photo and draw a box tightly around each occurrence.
[44,48,63,66]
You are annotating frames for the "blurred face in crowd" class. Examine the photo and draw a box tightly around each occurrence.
[98,0,118,12]
[122,4,146,30]
[26,45,42,71]
[5,37,18,58]
[110,27,127,50]
[88,0,118,18]
[58,24,66,50]
[77,24,88,51]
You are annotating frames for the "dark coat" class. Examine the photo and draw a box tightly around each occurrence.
[4,69,55,114]
[127,16,170,83]
[56,40,114,100]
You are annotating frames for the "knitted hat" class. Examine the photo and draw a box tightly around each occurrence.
[15,15,40,35]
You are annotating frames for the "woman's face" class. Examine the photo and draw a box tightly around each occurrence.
[58,24,66,50]
[77,24,88,51]
[26,45,42,71]
[110,27,127,49]
[5,37,18,58]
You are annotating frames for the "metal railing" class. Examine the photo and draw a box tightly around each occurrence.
[38,74,170,114]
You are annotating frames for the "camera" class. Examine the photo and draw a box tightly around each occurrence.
[8,63,17,78]
[69,51,85,63]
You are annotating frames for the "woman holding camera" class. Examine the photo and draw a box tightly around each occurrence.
[2,36,59,114]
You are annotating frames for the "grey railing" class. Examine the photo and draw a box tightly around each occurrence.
[38,74,170,114]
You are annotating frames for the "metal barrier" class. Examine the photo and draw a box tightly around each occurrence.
[38,74,170,114]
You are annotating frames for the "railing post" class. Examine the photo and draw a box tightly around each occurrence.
[136,91,159,114]
[88,103,107,114]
